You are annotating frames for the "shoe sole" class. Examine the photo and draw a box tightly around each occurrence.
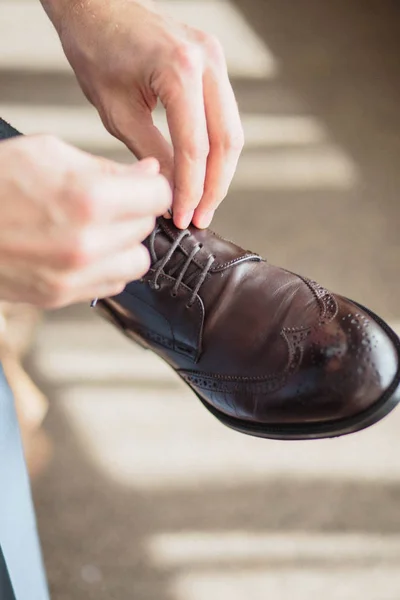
[97,299,400,441]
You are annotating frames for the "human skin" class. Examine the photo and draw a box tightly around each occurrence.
[40,0,244,230]
[0,135,171,307]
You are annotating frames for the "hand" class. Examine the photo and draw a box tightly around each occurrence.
[0,135,171,308]
[45,0,244,230]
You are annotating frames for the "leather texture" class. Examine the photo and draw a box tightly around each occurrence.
[97,217,400,439]
[0,120,50,599]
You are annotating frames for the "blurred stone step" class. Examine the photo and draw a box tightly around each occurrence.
[0,104,327,149]
[0,0,276,78]
[146,531,400,600]
[163,565,400,600]
[1,103,356,190]
[30,318,178,384]
[57,382,400,490]
[147,530,400,566]
[0,70,307,115]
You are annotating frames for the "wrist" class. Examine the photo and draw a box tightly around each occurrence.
[40,0,157,34]
[39,0,81,33]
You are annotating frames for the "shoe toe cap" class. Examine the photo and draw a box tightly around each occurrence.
[180,296,400,433]
[297,295,400,421]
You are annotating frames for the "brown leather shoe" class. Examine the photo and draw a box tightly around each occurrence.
[95,217,400,440]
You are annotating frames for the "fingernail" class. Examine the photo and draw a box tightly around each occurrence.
[195,210,214,229]
[175,211,194,230]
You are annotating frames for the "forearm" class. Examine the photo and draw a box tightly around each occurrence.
[39,0,71,29]
[39,0,156,30]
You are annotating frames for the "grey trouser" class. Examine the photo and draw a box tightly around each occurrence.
[0,366,49,600]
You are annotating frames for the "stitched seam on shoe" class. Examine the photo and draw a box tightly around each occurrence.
[211,255,262,272]
[180,343,305,394]
[161,220,259,271]
[293,274,339,323]
[179,359,300,383]
[179,371,290,394]
[179,281,336,390]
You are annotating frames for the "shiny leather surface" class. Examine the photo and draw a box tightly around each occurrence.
[98,217,400,436]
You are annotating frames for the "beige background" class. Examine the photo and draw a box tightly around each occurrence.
[1,0,400,598]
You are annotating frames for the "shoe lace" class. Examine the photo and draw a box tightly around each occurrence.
[90,226,215,309]
[149,226,215,307]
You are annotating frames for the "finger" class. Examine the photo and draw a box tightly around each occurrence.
[192,59,244,229]
[73,172,172,223]
[88,217,156,259]
[60,137,161,177]
[78,244,151,288]
[133,157,161,175]
[30,135,161,180]
[160,45,209,229]
[44,281,128,309]
[56,244,151,306]
[0,216,155,272]
[55,216,156,269]
[55,139,136,175]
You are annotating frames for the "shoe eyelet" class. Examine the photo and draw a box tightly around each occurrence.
[171,291,177,298]
[150,282,160,291]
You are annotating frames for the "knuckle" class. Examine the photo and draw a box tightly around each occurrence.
[67,183,98,225]
[63,231,93,268]
[202,33,225,64]
[100,103,124,139]
[184,139,210,161]
[73,233,94,267]
[173,195,200,216]
[174,181,202,204]
[217,129,245,154]
[172,42,203,74]
[78,194,97,224]
[230,127,245,152]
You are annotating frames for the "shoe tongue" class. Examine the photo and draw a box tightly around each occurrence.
[147,217,259,272]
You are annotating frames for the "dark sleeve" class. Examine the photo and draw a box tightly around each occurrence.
[0,119,21,141]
